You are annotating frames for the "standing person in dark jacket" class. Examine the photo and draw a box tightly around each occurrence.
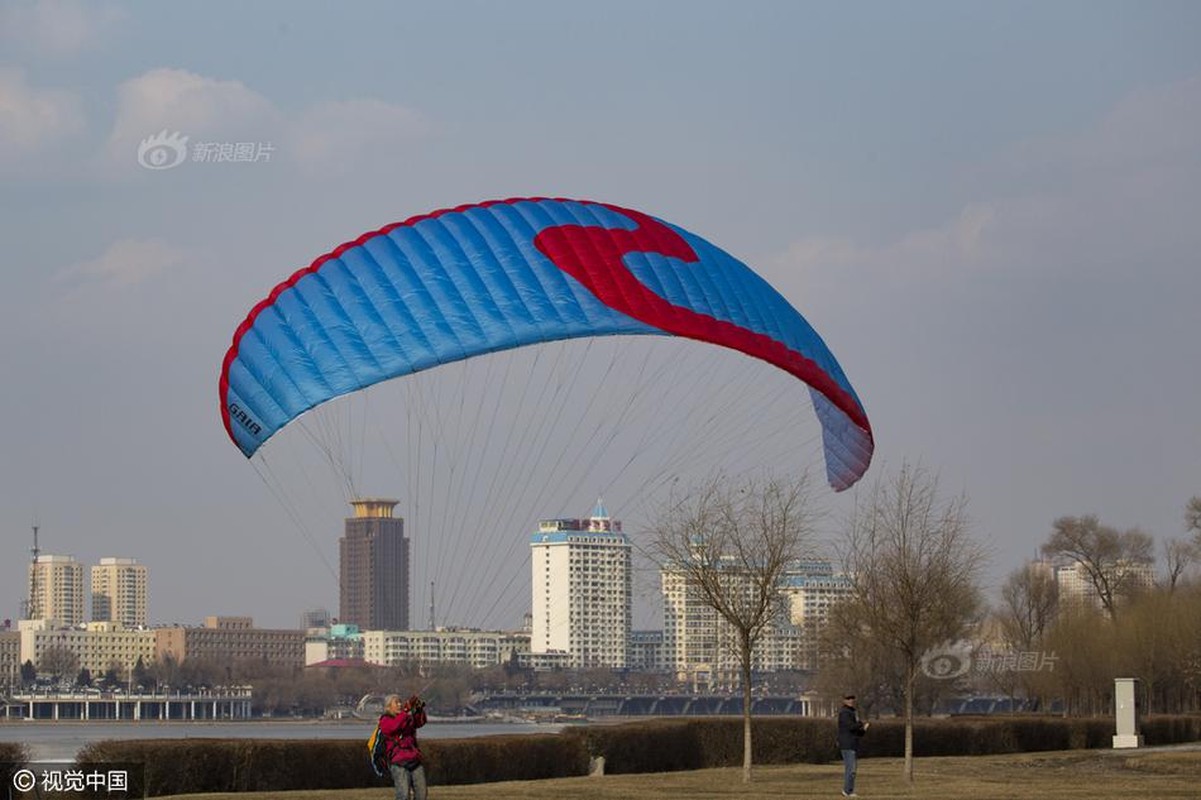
[379,693,428,800]
[837,694,869,797]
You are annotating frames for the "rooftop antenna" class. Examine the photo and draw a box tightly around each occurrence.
[25,524,40,620]
[428,580,435,631]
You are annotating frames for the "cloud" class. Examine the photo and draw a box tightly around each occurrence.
[1079,75,1201,167]
[0,68,85,164]
[39,239,189,341]
[776,74,1201,288]
[100,69,428,176]
[59,238,185,289]
[777,204,996,280]
[289,98,432,176]
[0,0,124,57]
[102,68,282,170]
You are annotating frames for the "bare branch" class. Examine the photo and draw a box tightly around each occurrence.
[650,472,818,782]
[1186,496,1201,541]
[831,461,986,783]
[998,561,1058,653]
[1162,538,1196,592]
[1042,515,1155,619]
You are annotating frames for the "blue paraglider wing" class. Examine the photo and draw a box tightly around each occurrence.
[220,198,873,490]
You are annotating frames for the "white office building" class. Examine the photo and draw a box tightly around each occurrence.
[530,500,631,669]
[1054,559,1156,610]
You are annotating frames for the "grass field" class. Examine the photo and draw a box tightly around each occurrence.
[160,746,1201,800]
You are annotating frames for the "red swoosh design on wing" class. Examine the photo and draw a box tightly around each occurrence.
[533,204,871,434]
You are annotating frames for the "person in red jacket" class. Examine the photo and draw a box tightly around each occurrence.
[379,693,428,800]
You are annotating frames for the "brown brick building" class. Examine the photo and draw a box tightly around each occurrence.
[155,616,305,670]
[339,498,410,631]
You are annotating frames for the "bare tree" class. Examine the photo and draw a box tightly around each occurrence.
[1162,539,1196,592]
[1187,496,1201,544]
[1041,515,1154,619]
[38,645,79,684]
[650,473,817,783]
[1043,603,1116,715]
[994,563,1058,709]
[817,606,908,717]
[999,562,1058,651]
[835,462,986,783]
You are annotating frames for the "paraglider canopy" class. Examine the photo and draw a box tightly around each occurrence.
[219,197,872,490]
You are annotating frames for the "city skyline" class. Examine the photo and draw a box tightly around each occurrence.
[5,502,1182,633]
[4,533,1169,690]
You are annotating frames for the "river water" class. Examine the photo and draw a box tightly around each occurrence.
[0,719,566,762]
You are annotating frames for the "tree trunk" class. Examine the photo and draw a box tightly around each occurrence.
[904,662,915,784]
[742,633,753,783]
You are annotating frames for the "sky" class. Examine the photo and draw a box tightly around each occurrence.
[2,0,1199,631]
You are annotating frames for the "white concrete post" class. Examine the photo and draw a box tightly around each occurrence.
[1112,677,1144,749]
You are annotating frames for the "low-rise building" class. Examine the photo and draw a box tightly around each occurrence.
[516,649,571,671]
[155,617,305,671]
[363,628,529,669]
[0,631,20,688]
[305,623,365,666]
[20,621,156,679]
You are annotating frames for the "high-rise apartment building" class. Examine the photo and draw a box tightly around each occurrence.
[661,560,801,688]
[28,554,84,626]
[1054,559,1156,611]
[339,498,410,631]
[780,561,854,670]
[662,558,849,686]
[91,557,149,627]
[530,501,631,669]
[661,565,719,683]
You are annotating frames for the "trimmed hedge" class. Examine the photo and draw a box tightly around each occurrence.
[569,714,1200,773]
[74,714,1201,796]
[77,733,589,797]
[1141,714,1201,745]
[854,716,1116,757]
[562,717,838,773]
